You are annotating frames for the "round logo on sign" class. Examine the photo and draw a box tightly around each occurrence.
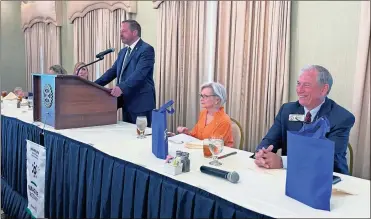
[164,129,168,141]
[43,84,53,108]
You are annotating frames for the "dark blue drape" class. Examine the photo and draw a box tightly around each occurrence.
[1,116,42,199]
[1,115,272,219]
[1,179,31,219]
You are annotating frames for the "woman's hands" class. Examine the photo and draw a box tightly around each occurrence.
[177,126,189,134]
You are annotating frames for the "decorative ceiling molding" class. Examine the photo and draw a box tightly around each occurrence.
[152,0,164,9]
[21,1,62,31]
[67,1,137,23]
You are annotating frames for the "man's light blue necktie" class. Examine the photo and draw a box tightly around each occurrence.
[118,47,131,83]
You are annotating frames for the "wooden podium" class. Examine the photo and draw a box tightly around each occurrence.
[32,74,117,129]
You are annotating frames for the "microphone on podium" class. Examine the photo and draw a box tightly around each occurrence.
[77,48,115,76]
[95,48,115,59]
[200,166,240,184]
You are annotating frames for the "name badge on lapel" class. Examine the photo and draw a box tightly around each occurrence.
[289,114,305,122]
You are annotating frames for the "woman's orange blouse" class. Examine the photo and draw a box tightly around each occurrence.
[189,107,234,147]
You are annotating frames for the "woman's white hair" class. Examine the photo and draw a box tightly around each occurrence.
[200,82,227,106]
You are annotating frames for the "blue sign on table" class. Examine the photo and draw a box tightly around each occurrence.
[151,100,175,159]
[285,117,334,211]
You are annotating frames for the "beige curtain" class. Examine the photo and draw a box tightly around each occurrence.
[214,1,291,152]
[73,9,127,85]
[156,1,207,132]
[73,9,127,120]
[24,23,61,91]
[350,1,370,180]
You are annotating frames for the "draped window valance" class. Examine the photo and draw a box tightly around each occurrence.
[21,1,63,31]
[153,1,164,9]
[67,1,136,23]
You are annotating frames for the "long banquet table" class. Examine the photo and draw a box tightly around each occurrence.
[1,100,370,218]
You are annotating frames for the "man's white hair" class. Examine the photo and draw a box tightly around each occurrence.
[300,65,333,95]
[200,82,227,105]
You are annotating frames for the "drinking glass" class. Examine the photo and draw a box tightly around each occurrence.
[136,116,147,139]
[208,138,224,166]
[27,94,33,110]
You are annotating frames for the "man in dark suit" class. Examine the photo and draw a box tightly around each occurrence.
[254,65,355,174]
[95,20,155,126]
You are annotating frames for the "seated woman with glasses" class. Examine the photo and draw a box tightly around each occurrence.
[74,62,89,80]
[177,82,234,147]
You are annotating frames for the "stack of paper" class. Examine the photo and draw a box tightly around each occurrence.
[332,188,356,195]
[185,140,203,149]
[332,180,359,195]
[21,99,28,106]
[168,134,203,148]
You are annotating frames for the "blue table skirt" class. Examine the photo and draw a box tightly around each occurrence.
[1,115,272,218]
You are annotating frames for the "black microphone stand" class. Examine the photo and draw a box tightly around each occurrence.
[76,56,104,76]
[39,112,50,147]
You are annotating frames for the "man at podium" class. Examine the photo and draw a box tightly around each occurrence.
[95,20,156,126]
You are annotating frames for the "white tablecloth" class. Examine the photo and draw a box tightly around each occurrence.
[1,100,370,218]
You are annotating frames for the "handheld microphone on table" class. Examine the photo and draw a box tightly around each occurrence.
[76,48,115,76]
[200,166,240,184]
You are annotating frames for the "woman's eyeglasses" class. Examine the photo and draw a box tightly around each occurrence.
[199,94,216,99]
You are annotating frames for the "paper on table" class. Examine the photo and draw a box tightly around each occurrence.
[20,99,28,106]
[144,128,152,135]
[244,160,286,176]
[169,134,199,144]
[332,181,359,195]
[185,141,203,149]
[246,161,358,195]
[332,188,357,196]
